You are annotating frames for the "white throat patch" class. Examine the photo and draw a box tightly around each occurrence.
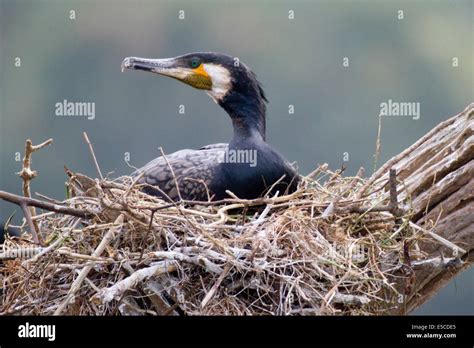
[202,63,232,103]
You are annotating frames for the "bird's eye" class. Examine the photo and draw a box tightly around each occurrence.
[190,59,201,68]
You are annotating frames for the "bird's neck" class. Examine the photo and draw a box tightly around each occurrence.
[220,94,266,143]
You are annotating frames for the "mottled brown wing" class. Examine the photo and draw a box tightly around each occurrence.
[132,144,227,201]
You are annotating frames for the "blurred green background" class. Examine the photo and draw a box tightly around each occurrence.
[0,0,472,314]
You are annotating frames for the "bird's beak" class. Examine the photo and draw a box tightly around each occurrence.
[122,56,186,77]
[121,56,212,90]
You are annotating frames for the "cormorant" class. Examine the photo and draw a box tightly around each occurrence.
[121,52,299,201]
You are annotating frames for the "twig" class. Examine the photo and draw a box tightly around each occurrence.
[201,264,232,308]
[16,138,53,243]
[182,189,303,207]
[262,174,286,198]
[123,171,146,198]
[0,190,91,219]
[159,147,182,201]
[327,165,346,186]
[95,261,178,303]
[388,169,403,226]
[57,248,115,262]
[54,214,124,315]
[138,209,156,263]
[411,256,464,268]
[409,221,466,255]
[373,113,382,174]
[148,250,223,274]
[83,132,103,180]
[22,219,80,265]
[322,170,364,218]
[20,201,39,244]
[332,293,370,307]
[306,163,328,180]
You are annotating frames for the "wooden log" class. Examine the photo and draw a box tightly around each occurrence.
[371,103,473,314]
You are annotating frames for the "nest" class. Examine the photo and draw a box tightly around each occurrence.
[0,165,437,316]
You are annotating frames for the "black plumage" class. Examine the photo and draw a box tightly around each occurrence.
[122,52,299,201]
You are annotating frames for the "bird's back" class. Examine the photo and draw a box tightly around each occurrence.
[133,144,228,201]
[133,141,299,201]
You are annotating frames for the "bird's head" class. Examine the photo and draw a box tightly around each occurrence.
[122,52,267,139]
[122,52,266,105]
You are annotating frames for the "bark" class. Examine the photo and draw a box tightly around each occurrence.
[373,103,473,314]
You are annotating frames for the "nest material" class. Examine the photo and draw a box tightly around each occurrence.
[0,167,437,315]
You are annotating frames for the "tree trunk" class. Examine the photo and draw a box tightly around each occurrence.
[369,103,473,314]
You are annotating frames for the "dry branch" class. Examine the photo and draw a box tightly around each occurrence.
[15,138,53,243]
[0,190,92,219]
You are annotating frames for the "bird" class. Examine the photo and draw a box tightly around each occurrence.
[121,52,299,202]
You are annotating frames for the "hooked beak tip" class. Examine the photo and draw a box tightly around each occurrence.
[121,57,133,72]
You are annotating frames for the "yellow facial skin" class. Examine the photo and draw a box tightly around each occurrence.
[183,64,212,90]
[193,64,209,78]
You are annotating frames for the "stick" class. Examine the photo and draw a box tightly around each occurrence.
[373,113,382,174]
[201,264,231,308]
[149,250,223,274]
[54,214,124,315]
[0,190,91,219]
[411,256,463,268]
[158,147,182,201]
[306,163,328,180]
[83,132,103,180]
[22,219,81,265]
[409,221,466,255]
[182,188,303,207]
[332,293,370,306]
[95,261,178,303]
[20,201,39,244]
[16,138,53,243]
[388,169,403,226]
